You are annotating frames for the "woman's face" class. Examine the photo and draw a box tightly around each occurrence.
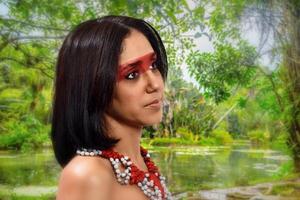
[106,30,164,127]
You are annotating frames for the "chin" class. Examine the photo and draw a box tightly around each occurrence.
[141,114,163,126]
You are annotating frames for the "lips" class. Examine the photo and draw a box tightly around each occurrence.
[144,99,162,107]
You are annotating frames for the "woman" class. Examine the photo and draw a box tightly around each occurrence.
[51,15,172,200]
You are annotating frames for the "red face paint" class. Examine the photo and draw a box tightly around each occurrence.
[118,52,157,81]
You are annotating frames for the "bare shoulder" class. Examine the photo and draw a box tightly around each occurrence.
[56,155,113,200]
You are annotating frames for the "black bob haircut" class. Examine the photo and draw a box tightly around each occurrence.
[51,15,168,167]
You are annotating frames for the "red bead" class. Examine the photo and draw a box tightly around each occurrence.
[99,146,167,199]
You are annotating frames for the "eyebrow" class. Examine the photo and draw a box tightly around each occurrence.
[120,52,157,68]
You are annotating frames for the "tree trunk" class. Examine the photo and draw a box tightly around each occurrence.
[282,0,300,172]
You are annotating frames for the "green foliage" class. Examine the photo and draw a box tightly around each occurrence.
[0,114,50,151]
[0,193,55,200]
[0,0,208,149]
[270,133,292,155]
[176,127,195,141]
[0,0,296,159]
[210,129,234,145]
[147,134,225,146]
[247,130,270,146]
[227,113,243,138]
[208,0,247,41]
[197,137,219,146]
[164,72,215,138]
[253,71,283,119]
[272,162,296,181]
[270,182,300,196]
[149,137,194,146]
[142,126,157,138]
[187,41,257,103]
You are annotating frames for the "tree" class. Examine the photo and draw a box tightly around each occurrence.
[0,0,209,147]
[186,0,300,171]
[187,41,257,103]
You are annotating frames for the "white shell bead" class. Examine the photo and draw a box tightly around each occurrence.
[75,148,172,200]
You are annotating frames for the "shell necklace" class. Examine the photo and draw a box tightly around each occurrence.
[76,146,173,200]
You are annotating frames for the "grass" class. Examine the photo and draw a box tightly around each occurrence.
[141,136,234,147]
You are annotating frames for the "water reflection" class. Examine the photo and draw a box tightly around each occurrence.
[0,149,60,187]
[0,144,293,198]
[149,145,292,193]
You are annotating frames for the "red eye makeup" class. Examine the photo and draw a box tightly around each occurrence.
[118,52,157,81]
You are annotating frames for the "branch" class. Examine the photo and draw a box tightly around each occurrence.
[8,35,65,42]
[0,57,54,79]
[0,40,9,52]
[0,57,26,66]
[268,74,285,113]
[0,16,70,32]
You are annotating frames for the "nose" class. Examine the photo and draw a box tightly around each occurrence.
[144,70,161,93]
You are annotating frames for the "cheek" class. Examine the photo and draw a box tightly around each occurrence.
[114,86,142,109]
[157,74,165,90]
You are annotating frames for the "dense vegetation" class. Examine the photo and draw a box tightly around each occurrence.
[0,0,299,171]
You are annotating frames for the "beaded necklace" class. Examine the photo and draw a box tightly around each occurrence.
[76,146,172,200]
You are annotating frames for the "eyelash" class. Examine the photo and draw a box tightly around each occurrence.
[126,71,139,80]
[125,62,159,80]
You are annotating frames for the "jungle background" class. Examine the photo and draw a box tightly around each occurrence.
[0,0,300,199]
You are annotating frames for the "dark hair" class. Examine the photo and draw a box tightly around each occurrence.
[51,15,168,167]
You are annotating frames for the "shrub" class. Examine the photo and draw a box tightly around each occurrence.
[210,129,233,145]
[149,138,194,146]
[176,127,195,141]
[197,137,218,146]
[0,114,50,151]
[247,129,270,146]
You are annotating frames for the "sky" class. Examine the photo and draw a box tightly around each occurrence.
[0,3,7,15]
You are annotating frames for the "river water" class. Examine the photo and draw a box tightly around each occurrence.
[0,143,293,199]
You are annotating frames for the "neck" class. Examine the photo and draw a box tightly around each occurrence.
[104,114,144,163]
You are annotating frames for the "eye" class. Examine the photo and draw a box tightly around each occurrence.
[149,61,159,70]
[125,71,139,80]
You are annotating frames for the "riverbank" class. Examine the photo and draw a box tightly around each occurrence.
[1,178,299,200]
[174,178,300,200]
[0,144,295,199]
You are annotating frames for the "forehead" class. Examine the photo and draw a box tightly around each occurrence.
[119,30,154,66]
